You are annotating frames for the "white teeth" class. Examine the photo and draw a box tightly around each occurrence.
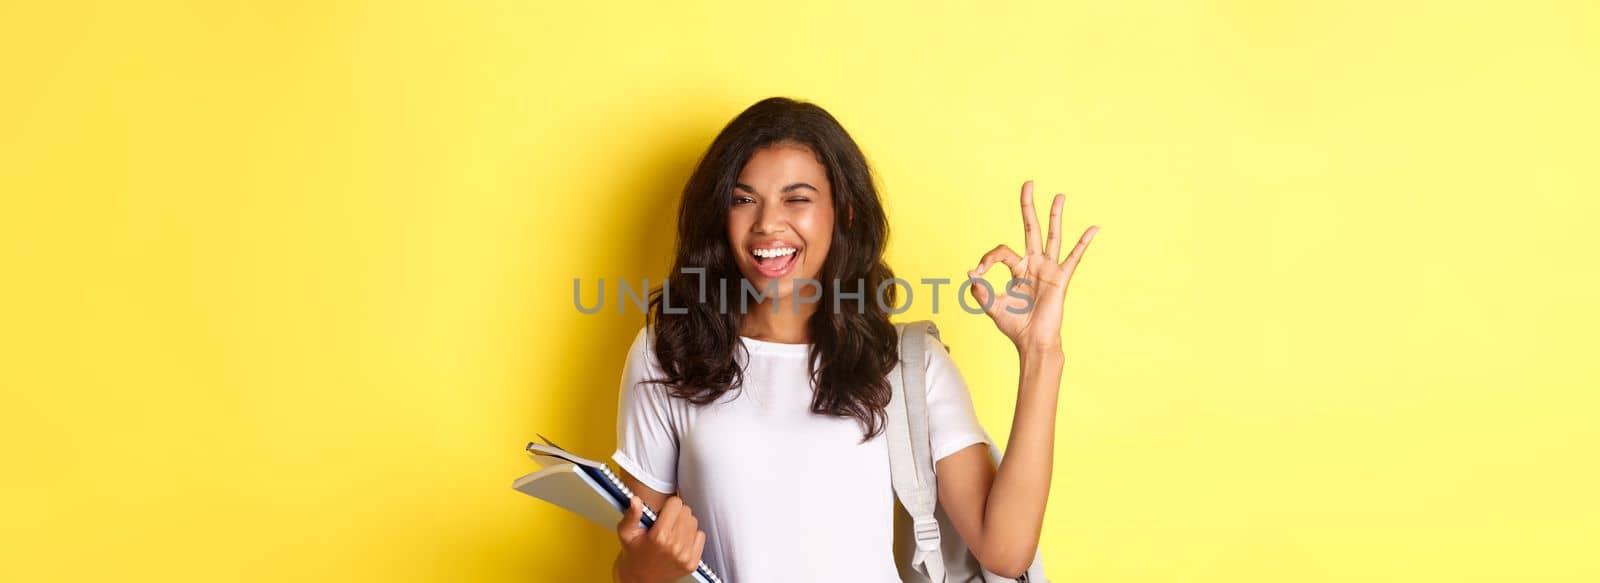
[753,247,797,258]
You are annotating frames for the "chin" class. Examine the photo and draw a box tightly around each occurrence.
[739,268,818,301]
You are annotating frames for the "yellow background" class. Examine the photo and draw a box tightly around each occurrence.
[2,1,1596,581]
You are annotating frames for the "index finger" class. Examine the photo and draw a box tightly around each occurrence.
[654,496,683,536]
[1019,180,1043,256]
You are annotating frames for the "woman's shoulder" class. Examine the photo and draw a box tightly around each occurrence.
[628,323,652,353]
[621,324,665,383]
[901,321,968,397]
[897,320,958,368]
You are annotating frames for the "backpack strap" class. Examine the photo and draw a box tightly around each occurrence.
[888,320,947,582]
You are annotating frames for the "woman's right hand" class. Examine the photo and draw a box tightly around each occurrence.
[615,495,706,583]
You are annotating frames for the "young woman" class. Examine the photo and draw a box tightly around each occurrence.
[608,97,1098,583]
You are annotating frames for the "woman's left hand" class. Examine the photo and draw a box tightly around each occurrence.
[967,180,1099,355]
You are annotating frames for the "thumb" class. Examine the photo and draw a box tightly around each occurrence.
[617,496,646,544]
[966,271,998,317]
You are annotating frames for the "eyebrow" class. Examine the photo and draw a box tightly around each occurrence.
[734,182,820,195]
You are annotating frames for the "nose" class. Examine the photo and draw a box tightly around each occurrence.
[753,201,785,234]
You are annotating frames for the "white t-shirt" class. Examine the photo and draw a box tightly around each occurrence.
[611,325,994,583]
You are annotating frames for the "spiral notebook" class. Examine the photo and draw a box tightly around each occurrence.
[513,435,724,583]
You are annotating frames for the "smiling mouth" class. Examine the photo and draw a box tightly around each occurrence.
[751,246,800,278]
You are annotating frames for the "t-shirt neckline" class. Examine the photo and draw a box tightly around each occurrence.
[738,335,811,354]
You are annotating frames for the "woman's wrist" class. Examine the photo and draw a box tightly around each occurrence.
[1016,340,1065,365]
[1016,343,1066,398]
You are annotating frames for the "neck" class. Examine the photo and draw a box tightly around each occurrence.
[739,293,817,344]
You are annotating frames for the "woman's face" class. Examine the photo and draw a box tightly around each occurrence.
[727,144,835,300]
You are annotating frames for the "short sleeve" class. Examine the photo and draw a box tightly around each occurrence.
[924,337,996,464]
[610,327,680,494]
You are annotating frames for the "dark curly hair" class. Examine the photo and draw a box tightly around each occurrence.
[645,96,898,443]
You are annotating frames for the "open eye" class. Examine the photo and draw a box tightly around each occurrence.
[732,196,755,206]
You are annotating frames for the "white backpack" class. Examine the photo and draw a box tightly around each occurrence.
[887,320,1050,583]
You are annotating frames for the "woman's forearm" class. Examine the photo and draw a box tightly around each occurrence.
[981,345,1065,573]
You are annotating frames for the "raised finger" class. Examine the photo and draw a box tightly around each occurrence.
[1060,226,1100,272]
[1045,193,1065,260]
[1019,181,1043,256]
[976,244,1025,279]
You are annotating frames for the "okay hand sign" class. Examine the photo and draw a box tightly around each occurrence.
[966,180,1099,355]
